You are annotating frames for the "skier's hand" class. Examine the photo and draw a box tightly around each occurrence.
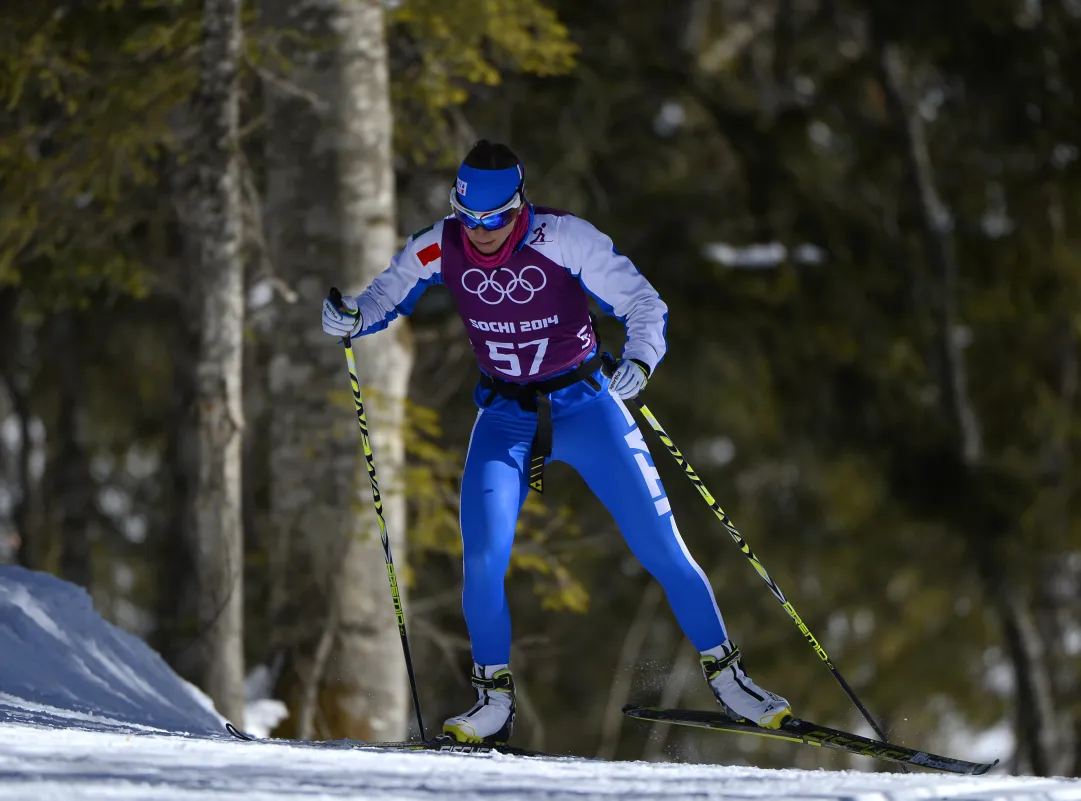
[322,293,363,339]
[608,359,649,400]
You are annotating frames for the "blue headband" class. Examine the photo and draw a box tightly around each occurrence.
[454,163,524,212]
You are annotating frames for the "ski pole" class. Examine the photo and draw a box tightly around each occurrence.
[328,287,425,740]
[612,381,890,745]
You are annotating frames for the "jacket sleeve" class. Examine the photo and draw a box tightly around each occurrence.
[352,221,445,335]
[557,215,668,374]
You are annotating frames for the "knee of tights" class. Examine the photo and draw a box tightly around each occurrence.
[643,556,705,588]
[462,553,510,584]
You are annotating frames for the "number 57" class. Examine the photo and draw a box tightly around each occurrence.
[487,339,549,377]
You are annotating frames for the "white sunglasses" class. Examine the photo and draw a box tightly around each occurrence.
[448,187,523,231]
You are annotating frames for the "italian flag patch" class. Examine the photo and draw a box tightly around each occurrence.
[417,242,441,266]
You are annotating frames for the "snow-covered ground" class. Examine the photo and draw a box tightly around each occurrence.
[2,565,1080,800]
[3,723,1081,801]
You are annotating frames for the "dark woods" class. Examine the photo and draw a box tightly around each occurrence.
[0,0,1078,775]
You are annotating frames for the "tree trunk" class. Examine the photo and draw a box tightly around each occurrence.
[153,304,201,678]
[54,312,93,591]
[0,287,34,568]
[596,581,663,760]
[262,0,412,741]
[1029,184,1079,777]
[188,0,246,727]
[876,45,981,465]
[874,37,1064,776]
[995,584,1070,776]
[11,383,32,570]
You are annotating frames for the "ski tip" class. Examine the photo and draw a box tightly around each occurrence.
[973,758,1000,776]
[225,722,256,741]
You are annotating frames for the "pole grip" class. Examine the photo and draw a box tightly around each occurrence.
[328,287,351,345]
[328,286,345,312]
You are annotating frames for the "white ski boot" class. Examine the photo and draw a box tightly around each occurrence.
[701,641,792,729]
[442,663,516,744]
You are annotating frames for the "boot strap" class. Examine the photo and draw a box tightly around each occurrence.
[472,671,514,692]
[701,644,741,678]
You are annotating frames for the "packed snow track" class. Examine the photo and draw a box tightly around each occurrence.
[1,722,1080,801]
[2,566,1080,799]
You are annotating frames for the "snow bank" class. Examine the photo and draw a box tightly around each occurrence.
[0,565,226,736]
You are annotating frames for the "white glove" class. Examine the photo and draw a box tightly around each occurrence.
[608,359,649,400]
[322,293,363,339]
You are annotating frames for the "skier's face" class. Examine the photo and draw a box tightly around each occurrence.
[465,207,519,254]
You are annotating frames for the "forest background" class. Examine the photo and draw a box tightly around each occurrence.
[2,0,1079,776]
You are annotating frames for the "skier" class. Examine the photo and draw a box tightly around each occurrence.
[321,140,792,744]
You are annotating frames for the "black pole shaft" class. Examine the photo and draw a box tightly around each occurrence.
[329,287,426,740]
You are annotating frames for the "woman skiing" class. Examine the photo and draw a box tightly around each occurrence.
[322,140,792,744]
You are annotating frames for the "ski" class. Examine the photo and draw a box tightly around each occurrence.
[622,706,998,776]
[225,723,256,740]
[354,737,550,758]
[226,723,551,758]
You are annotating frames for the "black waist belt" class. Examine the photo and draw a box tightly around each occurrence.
[479,354,604,493]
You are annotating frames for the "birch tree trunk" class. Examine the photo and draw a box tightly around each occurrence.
[262,0,412,741]
[189,0,246,727]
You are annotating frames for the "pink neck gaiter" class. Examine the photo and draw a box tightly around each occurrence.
[461,207,532,268]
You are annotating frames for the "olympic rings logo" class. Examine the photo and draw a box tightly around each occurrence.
[461,266,547,305]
